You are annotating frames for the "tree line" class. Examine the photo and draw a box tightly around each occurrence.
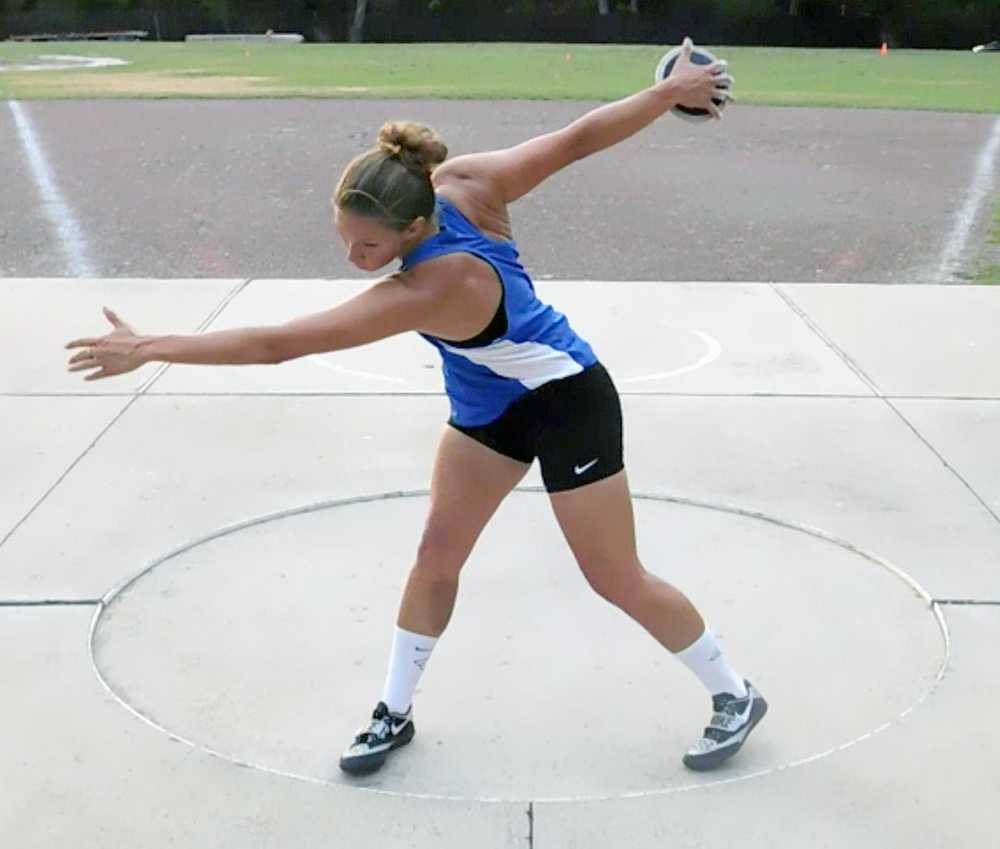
[2,0,996,47]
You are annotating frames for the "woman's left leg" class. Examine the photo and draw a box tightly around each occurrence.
[540,358,767,767]
[548,468,749,700]
[549,468,769,770]
[548,469,706,653]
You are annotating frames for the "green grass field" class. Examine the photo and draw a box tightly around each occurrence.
[1,41,999,111]
[972,199,1000,284]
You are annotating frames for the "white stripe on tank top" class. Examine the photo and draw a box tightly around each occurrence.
[439,338,585,390]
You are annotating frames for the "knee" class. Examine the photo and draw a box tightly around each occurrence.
[580,557,645,607]
[413,522,471,583]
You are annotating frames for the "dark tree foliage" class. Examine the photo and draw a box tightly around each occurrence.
[2,0,996,46]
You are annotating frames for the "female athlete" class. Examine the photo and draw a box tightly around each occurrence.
[66,38,766,776]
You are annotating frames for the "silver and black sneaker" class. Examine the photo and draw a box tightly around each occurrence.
[339,701,415,775]
[683,679,767,771]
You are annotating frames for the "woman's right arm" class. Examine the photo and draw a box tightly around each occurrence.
[434,38,731,205]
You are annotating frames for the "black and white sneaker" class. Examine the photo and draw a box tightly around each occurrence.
[682,679,767,771]
[339,701,415,775]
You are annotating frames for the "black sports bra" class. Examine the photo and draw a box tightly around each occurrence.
[431,271,508,349]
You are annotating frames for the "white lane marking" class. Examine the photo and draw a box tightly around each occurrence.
[7,99,97,278]
[624,326,722,384]
[938,115,1000,283]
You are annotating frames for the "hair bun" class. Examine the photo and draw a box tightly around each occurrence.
[377,121,448,175]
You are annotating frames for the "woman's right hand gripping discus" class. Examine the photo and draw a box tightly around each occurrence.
[658,37,735,121]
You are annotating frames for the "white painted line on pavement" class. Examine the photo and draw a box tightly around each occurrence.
[7,99,97,277]
[938,115,1000,283]
[0,54,129,73]
[88,487,951,805]
[624,326,722,384]
[309,356,405,383]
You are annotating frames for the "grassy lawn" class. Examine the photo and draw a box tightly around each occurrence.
[975,265,1000,283]
[973,199,1000,284]
[1,41,999,111]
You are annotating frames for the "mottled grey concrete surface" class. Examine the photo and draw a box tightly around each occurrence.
[3,277,998,847]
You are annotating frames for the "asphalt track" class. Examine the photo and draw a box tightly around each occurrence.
[2,99,998,282]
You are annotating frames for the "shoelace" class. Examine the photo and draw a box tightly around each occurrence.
[709,709,745,731]
[354,706,404,745]
[356,715,391,744]
[697,695,751,744]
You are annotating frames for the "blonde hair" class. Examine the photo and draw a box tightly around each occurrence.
[334,121,448,231]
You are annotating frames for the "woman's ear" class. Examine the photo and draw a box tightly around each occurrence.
[404,216,426,240]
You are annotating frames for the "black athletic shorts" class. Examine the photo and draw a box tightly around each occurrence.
[448,361,625,493]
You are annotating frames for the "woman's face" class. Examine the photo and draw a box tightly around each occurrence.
[334,208,410,272]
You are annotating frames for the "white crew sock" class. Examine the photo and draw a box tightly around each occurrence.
[673,626,748,698]
[381,626,438,714]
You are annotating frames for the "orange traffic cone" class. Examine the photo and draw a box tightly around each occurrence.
[880,41,888,56]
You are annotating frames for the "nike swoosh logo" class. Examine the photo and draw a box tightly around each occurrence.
[574,458,599,475]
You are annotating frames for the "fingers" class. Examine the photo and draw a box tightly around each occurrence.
[67,340,100,373]
[67,350,100,373]
[676,37,693,66]
[709,84,731,116]
[68,349,95,365]
[68,352,114,380]
[704,58,734,110]
[709,62,734,109]
[66,307,128,351]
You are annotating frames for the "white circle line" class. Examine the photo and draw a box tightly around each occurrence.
[0,55,130,72]
[88,488,951,806]
[623,327,723,384]
[308,356,406,384]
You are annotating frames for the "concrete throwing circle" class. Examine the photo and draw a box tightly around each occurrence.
[0,54,129,73]
[90,489,949,804]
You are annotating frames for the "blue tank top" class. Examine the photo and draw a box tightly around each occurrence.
[400,195,598,427]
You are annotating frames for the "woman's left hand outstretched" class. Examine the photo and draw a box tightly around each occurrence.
[65,307,147,381]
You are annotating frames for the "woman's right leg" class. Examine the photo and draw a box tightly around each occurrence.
[396,424,531,636]
[340,425,529,775]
